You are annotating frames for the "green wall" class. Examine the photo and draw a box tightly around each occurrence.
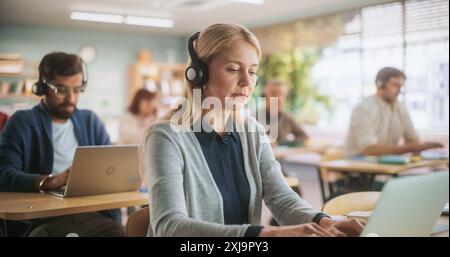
[0,24,188,119]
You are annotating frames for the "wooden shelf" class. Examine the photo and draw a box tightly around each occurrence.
[0,72,38,79]
[0,57,38,98]
[0,59,38,79]
[127,62,186,105]
[0,94,38,100]
[0,94,39,110]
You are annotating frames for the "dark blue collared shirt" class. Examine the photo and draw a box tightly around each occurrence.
[193,121,328,236]
[194,121,263,236]
[195,124,250,224]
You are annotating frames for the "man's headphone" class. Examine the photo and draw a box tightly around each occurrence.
[32,57,88,96]
[185,32,209,88]
[375,78,386,89]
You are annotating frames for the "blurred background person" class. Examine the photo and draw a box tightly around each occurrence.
[118,88,160,145]
[344,67,443,157]
[263,79,309,146]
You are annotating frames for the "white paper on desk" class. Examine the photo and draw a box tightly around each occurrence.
[346,211,372,221]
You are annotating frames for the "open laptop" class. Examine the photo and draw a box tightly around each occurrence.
[48,145,141,197]
[360,170,449,237]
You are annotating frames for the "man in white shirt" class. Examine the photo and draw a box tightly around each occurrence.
[345,67,443,157]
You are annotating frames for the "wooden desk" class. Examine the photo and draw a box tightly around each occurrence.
[0,191,148,221]
[320,159,449,175]
[273,145,327,159]
[317,159,448,202]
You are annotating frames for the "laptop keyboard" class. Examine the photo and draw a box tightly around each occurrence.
[47,186,66,197]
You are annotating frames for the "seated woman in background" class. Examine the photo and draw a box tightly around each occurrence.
[144,23,364,237]
[119,89,160,145]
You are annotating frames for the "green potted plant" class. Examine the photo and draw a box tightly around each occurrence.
[258,48,332,125]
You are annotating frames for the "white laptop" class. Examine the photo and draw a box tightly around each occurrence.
[47,145,141,197]
[360,170,449,237]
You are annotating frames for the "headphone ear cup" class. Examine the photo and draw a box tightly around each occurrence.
[376,79,384,88]
[185,32,209,88]
[32,81,45,96]
[31,83,38,95]
[185,65,200,86]
[185,63,208,88]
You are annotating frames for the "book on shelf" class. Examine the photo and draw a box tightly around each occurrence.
[171,79,183,95]
[0,79,35,96]
[24,79,34,95]
[0,60,24,74]
[7,81,17,94]
[14,80,25,95]
[0,81,11,96]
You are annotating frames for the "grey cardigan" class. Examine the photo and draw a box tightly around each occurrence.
[145,116,321,237]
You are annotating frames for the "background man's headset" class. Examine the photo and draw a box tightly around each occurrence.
[32,57,88,96]
[375,78,385,89]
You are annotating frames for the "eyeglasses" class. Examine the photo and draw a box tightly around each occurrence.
[46,83,86,98]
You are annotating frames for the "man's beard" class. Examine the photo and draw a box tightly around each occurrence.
[47,102,75,120]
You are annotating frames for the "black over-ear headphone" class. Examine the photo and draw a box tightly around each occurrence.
[32,57,88,96]
[185,32,209,88]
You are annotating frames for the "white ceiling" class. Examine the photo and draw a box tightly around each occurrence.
[0,0,394,36]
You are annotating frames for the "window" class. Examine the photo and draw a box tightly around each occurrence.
[404,0,449,131]
[312,0,449,132]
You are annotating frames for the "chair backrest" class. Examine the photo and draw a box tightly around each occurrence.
[322,191,381,216]
[126,206,150,237]
[320,147,345,183]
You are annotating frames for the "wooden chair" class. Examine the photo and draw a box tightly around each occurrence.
[285,176,302,196]
[322,191,381,216]
[318,147,346,202]
[125,206,150,237]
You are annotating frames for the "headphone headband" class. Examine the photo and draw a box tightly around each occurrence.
[187,32,201,69]
[80,57,88,87]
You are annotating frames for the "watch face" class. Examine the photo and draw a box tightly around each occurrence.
[79,45,96,63]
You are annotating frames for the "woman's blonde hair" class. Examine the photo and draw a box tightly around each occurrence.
[166,22,262,127]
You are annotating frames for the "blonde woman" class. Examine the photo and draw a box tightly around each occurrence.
[144,23,364,237]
